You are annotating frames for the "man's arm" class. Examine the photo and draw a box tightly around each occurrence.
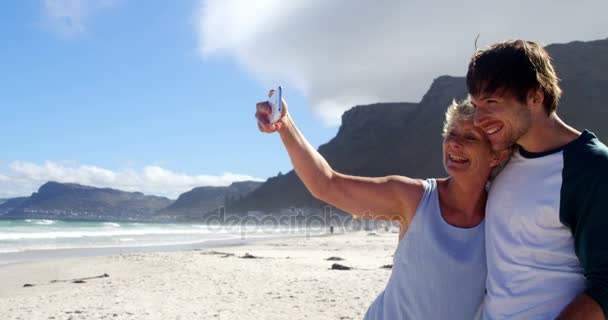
[559,143,608,319]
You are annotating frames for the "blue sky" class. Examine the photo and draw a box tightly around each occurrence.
[0,1,338,198]
[1,0,607,199]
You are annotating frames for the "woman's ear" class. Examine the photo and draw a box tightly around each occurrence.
[490,149,511,168]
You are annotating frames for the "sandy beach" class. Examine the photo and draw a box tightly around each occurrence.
[0,231,397,320]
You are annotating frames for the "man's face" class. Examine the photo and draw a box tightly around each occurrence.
[470,91,532,151]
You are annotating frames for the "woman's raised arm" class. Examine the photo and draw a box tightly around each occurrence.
[256,96,424,222]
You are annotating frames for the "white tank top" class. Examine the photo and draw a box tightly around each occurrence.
[364,179,486,319]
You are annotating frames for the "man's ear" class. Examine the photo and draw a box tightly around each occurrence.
[490,149,511,168]
[528,88,545,109]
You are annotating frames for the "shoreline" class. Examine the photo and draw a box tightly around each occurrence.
[0,231,337,267]
[0,231,396,320]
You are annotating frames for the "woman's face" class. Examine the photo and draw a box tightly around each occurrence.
[443,118,496,179]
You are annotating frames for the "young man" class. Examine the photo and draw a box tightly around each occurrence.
[467,40,608,319]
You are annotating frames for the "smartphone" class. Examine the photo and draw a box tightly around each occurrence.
[267,86,283,124]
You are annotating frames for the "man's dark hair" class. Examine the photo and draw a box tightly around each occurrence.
[466,40,562,114]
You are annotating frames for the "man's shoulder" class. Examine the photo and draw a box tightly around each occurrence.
[563,130,608,172]
[560,130,608,233]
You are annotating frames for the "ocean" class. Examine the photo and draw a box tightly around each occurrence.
[0,219,323,264]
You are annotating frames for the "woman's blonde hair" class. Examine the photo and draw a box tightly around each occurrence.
[442,99,475,138]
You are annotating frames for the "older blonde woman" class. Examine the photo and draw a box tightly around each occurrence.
[256,96,508,319]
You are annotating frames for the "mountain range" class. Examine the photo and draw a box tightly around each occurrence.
[0,181,263,221]
[229,37,608,213]
[0,197,28,215]
[155,181,263,220]
[1,37,607,221]
[2,182,174,221]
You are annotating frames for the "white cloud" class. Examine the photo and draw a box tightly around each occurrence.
[197,0,608,126]
[42,0,116,36]
[0,161,264,199]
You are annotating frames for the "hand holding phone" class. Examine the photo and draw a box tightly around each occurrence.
[267,86,283,124]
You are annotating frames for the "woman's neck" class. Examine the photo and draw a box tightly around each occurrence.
[437,176,487,227]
